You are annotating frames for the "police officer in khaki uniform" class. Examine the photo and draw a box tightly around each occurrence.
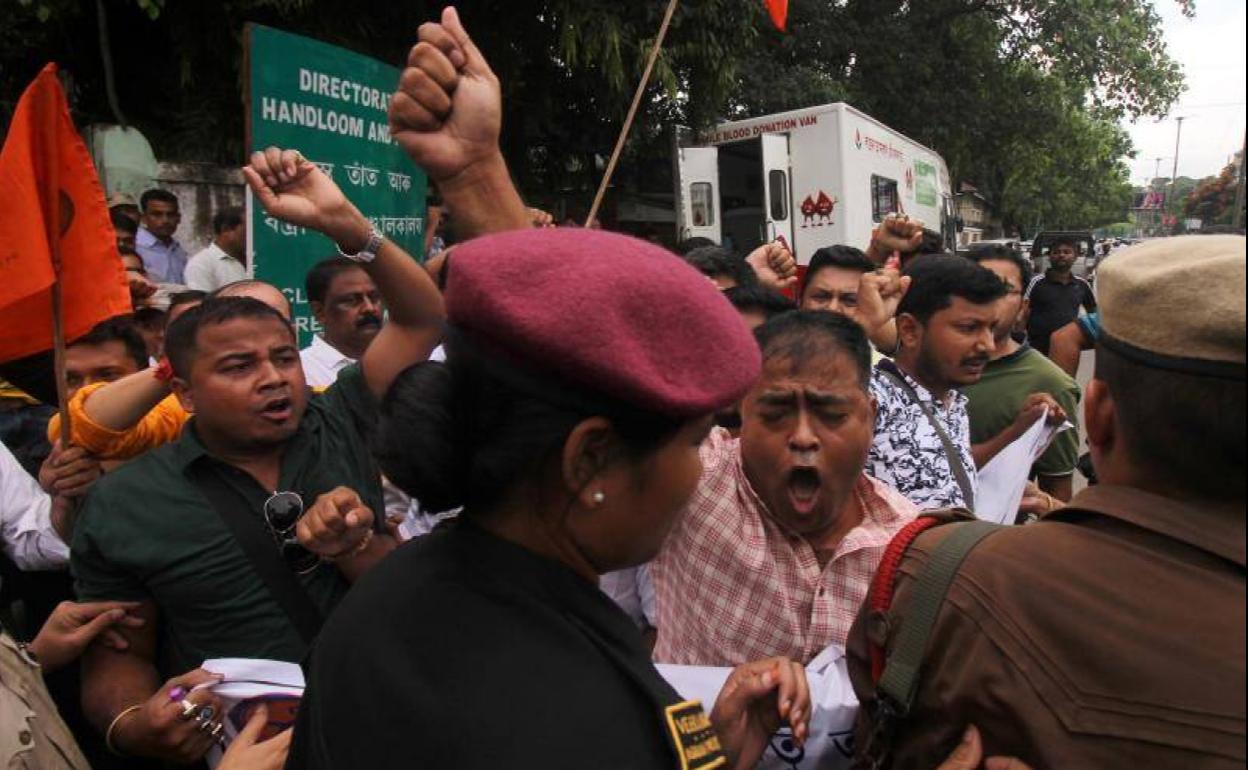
[848,235,1246,768]
[2,599,145,769]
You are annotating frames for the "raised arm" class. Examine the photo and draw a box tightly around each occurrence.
[389,6,530,237]
[244,149,444,400]
[45,370,184,460]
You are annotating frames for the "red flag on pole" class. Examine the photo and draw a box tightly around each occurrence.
[765,0,789,31]
[0,63,131,364]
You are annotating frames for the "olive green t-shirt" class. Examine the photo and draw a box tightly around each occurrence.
[70,365,383,677]
[962,345,1081,477]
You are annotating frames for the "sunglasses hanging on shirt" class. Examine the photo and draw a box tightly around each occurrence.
[263,491,320,575]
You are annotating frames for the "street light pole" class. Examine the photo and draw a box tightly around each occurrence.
[1169,116,1185,231]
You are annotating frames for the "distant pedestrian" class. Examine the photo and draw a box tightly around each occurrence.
[1025,238,1095,355]
[184,207,247,292]
[135,189,188,284]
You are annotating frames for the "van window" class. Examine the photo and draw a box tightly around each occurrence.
[690,182,714,227]
[871,175,899,222]
[768,170,789,221]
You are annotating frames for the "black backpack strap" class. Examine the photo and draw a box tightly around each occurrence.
[186,464,323,646]
[876,360,976,510]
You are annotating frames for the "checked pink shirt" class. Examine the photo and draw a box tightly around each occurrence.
[651,428,918,666]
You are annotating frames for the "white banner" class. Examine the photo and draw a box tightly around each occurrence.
[657,645,858,769]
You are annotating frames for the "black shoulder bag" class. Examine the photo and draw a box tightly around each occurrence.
[187,464,324,646]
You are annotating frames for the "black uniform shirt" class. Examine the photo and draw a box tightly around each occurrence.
[1025,273,1096,354]
[286,519,728,770]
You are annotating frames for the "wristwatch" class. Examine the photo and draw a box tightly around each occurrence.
[336,227,384,263]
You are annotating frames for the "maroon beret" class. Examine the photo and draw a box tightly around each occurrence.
[444,228,761,418]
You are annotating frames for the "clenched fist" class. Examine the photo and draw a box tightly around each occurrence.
[745,241,798,291]
[867,213,925,265]
[297,486,375,559]
[390,7,502,185]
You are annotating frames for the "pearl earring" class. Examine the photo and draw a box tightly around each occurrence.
[591,491,606,505]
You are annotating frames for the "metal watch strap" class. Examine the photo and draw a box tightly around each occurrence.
[337,227,383,263]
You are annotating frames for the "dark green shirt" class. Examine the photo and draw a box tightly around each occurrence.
[70,365,383,677]
[962,345,1081,477]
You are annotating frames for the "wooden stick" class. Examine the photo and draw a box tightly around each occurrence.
[51,277,71,446]
[585,0,680,227]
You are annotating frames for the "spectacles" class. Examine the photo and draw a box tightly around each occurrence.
[263,491,320,574]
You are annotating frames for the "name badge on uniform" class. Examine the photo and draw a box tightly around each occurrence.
[663,699,728,769]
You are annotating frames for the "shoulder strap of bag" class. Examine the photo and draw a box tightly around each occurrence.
[186,464,323,646]
[875,519,1000,711]
[876,361,976,510]
[860,517,1002,769]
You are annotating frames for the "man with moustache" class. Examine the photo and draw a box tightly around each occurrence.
[300,258,385,387]
[866,255,1062,512]
[70,147,448,764]
[649,311,919,666]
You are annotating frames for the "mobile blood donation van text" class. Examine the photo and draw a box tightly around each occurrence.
[675,103,957,264]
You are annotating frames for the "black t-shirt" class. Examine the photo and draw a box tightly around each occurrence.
[1025,274,1096,354]
[286,520,727,770]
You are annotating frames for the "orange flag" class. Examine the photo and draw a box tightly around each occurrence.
[0,63,131,364]
[765,0,788,31]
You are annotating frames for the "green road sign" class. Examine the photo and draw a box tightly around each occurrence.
[247,24,427,345]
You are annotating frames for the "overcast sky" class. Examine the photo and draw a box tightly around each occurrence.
[1123,0,1246,185]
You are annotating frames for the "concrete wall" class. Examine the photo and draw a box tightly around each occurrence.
[154,162,245,257]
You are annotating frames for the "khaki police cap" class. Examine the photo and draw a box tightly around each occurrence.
[1097,234,1245,380]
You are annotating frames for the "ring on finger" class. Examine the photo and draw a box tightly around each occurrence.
[196,716,221,734]
[178,699,201,721]
[195,705,217,724]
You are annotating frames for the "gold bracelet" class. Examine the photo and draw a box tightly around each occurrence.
[325,527,374,562]
[105,703,144,756]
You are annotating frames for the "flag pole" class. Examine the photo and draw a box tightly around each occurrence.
[51,277,71,446]
[41,70,72,446]
[585,0,680,227]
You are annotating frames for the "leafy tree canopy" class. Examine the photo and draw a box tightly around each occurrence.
[1,0,1188,231]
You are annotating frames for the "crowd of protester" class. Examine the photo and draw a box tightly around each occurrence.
[1,6,1243,770]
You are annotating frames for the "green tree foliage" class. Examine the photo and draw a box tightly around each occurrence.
[0,0,760,203]
[0,0,1185,230]
[728,0,1186,232]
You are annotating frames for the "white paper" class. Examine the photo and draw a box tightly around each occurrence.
[196,658,305,767]
[656,645,857,769]
[975,408,1072,524]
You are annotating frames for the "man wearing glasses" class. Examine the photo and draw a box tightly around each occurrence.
[69,148,452,765]
[1025,237,1097,356]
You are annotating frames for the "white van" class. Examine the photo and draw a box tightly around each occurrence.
[675,103,957,265]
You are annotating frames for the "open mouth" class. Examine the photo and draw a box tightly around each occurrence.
[787,467,822,515]
[259,396,294,423]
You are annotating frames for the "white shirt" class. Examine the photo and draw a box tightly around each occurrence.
[184,242,247,292]
[299,335,355,389]
[1,440,69,570]
[600,564,657,630]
